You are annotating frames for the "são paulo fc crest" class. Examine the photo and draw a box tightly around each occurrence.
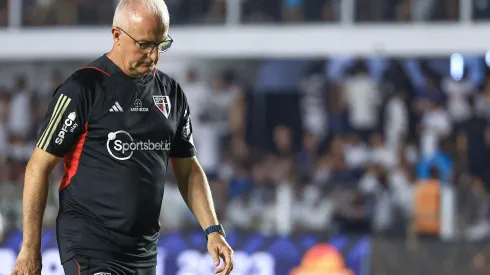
[153,95,171,118]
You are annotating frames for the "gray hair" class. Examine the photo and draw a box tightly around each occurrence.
[113,0,170,28]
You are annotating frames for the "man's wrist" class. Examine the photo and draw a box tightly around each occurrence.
[22,233,42,250]
[21,241,41,250]
[205,224,226,239]
[207,232,224,239]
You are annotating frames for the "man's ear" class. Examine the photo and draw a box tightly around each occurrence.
[112,27,121,45]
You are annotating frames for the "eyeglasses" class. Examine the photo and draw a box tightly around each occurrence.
[118,28,173,54]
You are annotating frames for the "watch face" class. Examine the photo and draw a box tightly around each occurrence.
[219,226,226,237]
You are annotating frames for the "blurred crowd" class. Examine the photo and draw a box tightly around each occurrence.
[1,55,490,244]
[2,0,490,26]
[1,0,490,246]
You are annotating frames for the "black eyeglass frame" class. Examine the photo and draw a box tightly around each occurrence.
[118,27,173,54]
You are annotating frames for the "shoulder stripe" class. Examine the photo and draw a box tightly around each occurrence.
[37,94,72,150]
[78,66,110,77]
[37,94,66,148]
[42,96,71,150]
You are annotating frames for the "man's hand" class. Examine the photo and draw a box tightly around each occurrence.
[207,233,234,275]
[11,248,42,275]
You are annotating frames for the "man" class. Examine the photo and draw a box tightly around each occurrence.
[11,0,234,274]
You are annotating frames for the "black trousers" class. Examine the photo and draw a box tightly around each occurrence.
[63,256,156,275]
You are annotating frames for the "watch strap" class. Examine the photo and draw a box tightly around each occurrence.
[205,224,225,239]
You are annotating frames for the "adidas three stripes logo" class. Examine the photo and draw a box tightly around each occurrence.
[110,102,124,112]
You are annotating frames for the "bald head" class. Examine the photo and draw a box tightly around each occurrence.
[113,0,170,30]
[109,0,170,78]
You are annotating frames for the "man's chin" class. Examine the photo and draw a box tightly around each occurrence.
[136,66,151,74]
[141,64,156,72]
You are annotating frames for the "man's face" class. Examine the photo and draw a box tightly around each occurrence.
[115,13,168,77]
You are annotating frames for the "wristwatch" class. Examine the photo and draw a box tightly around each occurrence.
[205,224,226,240]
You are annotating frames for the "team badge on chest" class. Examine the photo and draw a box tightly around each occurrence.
[153,95,171,118]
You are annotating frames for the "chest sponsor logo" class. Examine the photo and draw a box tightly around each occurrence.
[106,130,171,160]
[130,99,149,112]
[153,95,171,118]
[94,273,111,275]
[55,112,78,145]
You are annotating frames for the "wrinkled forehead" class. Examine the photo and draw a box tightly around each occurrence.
[126,12,169,42]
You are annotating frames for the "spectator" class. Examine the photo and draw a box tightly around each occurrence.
[7,75,32,143]
[359,165,394,233]
[296,132,320,183]
[180,68,214,171]
[197,70,241,172]
[384,91,409,150]
[294,183,333,232]
[343,62,382,141]
[458,176,490,241]
[327,82,349,135]
[272,125,293,157]
[412,167,442,236]
[369,133,397,171]
[300,73,328,137]
[441,70,474,123]
[457,98,490,190]
[344,132,370,170]
[419,100,452,158]
[417,138,453,184]
[390,153,415,221]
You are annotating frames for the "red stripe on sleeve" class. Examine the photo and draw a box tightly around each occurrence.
[73,257,81,275]
[79,66,110,76]
[59,122,89,192]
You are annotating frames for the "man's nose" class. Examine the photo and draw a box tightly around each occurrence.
[149,47,159,61]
